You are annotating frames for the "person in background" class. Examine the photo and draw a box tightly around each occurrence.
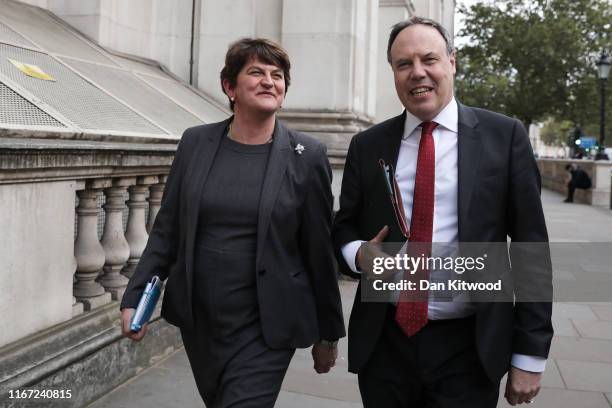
[564,163,592,203]
[120,38,345,408]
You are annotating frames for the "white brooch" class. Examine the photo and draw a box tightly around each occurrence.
[294,143,305,155]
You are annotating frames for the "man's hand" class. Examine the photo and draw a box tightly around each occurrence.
[504,366,542,405]
[356,225,392,280]
[121,308,148,342]
[311,342,338,374]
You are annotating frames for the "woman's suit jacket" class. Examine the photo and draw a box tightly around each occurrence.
[121,117,346,348]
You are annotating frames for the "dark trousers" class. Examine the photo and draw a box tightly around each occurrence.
[358,305,499,408]
[181,324,294,408]
[180,245,295,408]
[566,180,589,201]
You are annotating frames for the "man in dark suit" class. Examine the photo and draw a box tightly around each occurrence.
[332,17,553,407]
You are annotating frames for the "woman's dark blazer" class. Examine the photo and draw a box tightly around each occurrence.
[121,117,346,348]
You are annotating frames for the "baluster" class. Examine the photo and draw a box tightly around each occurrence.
[99,178,135,300]
[74,179,112,310]
[147,175,166,233]
[123,176,157,278]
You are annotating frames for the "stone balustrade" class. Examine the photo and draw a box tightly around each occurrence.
[0,136,176,348]
[537,159,612,207]
[73,175,168,310]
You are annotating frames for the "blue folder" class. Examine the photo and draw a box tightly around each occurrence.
[130,276,164,332]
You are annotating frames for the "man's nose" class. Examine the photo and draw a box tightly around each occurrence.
[410,62,426,79]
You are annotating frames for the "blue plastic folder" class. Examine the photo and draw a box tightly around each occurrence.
[130,276,164,332]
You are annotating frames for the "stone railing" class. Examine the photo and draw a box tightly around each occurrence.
[0,136,180,344]
[73,174,167,311]
[0,135,177,346]
[537,159,612,207]
[0,134,185,406]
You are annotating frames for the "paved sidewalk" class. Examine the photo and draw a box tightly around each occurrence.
[89,189,612,408]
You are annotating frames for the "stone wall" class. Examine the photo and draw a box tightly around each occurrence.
[537,159,612,207]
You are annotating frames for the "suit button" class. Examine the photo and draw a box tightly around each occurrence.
[258,269,266,276]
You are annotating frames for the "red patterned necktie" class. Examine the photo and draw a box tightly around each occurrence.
[395,121,437,336]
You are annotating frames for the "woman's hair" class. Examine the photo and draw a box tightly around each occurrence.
[220,38,291,111]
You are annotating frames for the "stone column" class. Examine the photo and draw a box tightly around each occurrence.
[73,179,112,310]
[146,175,166,233]
[376,0,412,122]
[280,0,378,121]
[123,176,158,278]
[279,0,379,207]
[99,178,135,300]
[197,0,257,107]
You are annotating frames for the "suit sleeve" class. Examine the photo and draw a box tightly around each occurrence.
[299,143,346,340]
[331,136,364,279]
[507,119,554,358]
[120,129,193,310]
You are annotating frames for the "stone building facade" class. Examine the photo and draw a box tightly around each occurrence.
[0,1,454,405]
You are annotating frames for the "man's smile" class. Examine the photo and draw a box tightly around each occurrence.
[410,86,434,97]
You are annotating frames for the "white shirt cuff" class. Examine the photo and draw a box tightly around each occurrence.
[511,354,547,373]
[341,240,366,273]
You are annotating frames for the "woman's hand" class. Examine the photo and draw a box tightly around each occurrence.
[311,342,338,374]
[121,308,148,342]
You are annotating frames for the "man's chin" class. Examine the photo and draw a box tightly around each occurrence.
[407,107,438,122]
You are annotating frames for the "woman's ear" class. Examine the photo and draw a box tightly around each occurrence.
[222,78,234,100]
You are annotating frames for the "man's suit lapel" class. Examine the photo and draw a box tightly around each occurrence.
[184,118,228,289]
[457,103,481,241]
[375,112,407,242]
[381,111,406,169]
[256,119,290,269]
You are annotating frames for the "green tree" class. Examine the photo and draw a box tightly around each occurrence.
[540,118,573,146]
[456,0,612,135]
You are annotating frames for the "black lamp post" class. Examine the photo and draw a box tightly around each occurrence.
[595,52,611,160]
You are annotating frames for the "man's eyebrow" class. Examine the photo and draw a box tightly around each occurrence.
[395,57,411,65]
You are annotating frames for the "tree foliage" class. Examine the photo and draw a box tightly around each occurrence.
[455,0,612,133]
[540,118,573,146]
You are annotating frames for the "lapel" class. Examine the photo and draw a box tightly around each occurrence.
[456,103,481,240]
[380,111,407,169]
[184,118,229,286]
[375,112,407,242]
[255,119,291,269]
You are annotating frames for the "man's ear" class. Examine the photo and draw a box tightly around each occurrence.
[450,50,456,75]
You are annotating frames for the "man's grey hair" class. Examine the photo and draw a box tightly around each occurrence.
[387,16,454,64]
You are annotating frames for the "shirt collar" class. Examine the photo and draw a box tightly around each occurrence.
[402,97,458,139]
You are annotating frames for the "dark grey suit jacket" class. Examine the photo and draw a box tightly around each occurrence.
[121,117,346,348]
[332,104,553,383]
